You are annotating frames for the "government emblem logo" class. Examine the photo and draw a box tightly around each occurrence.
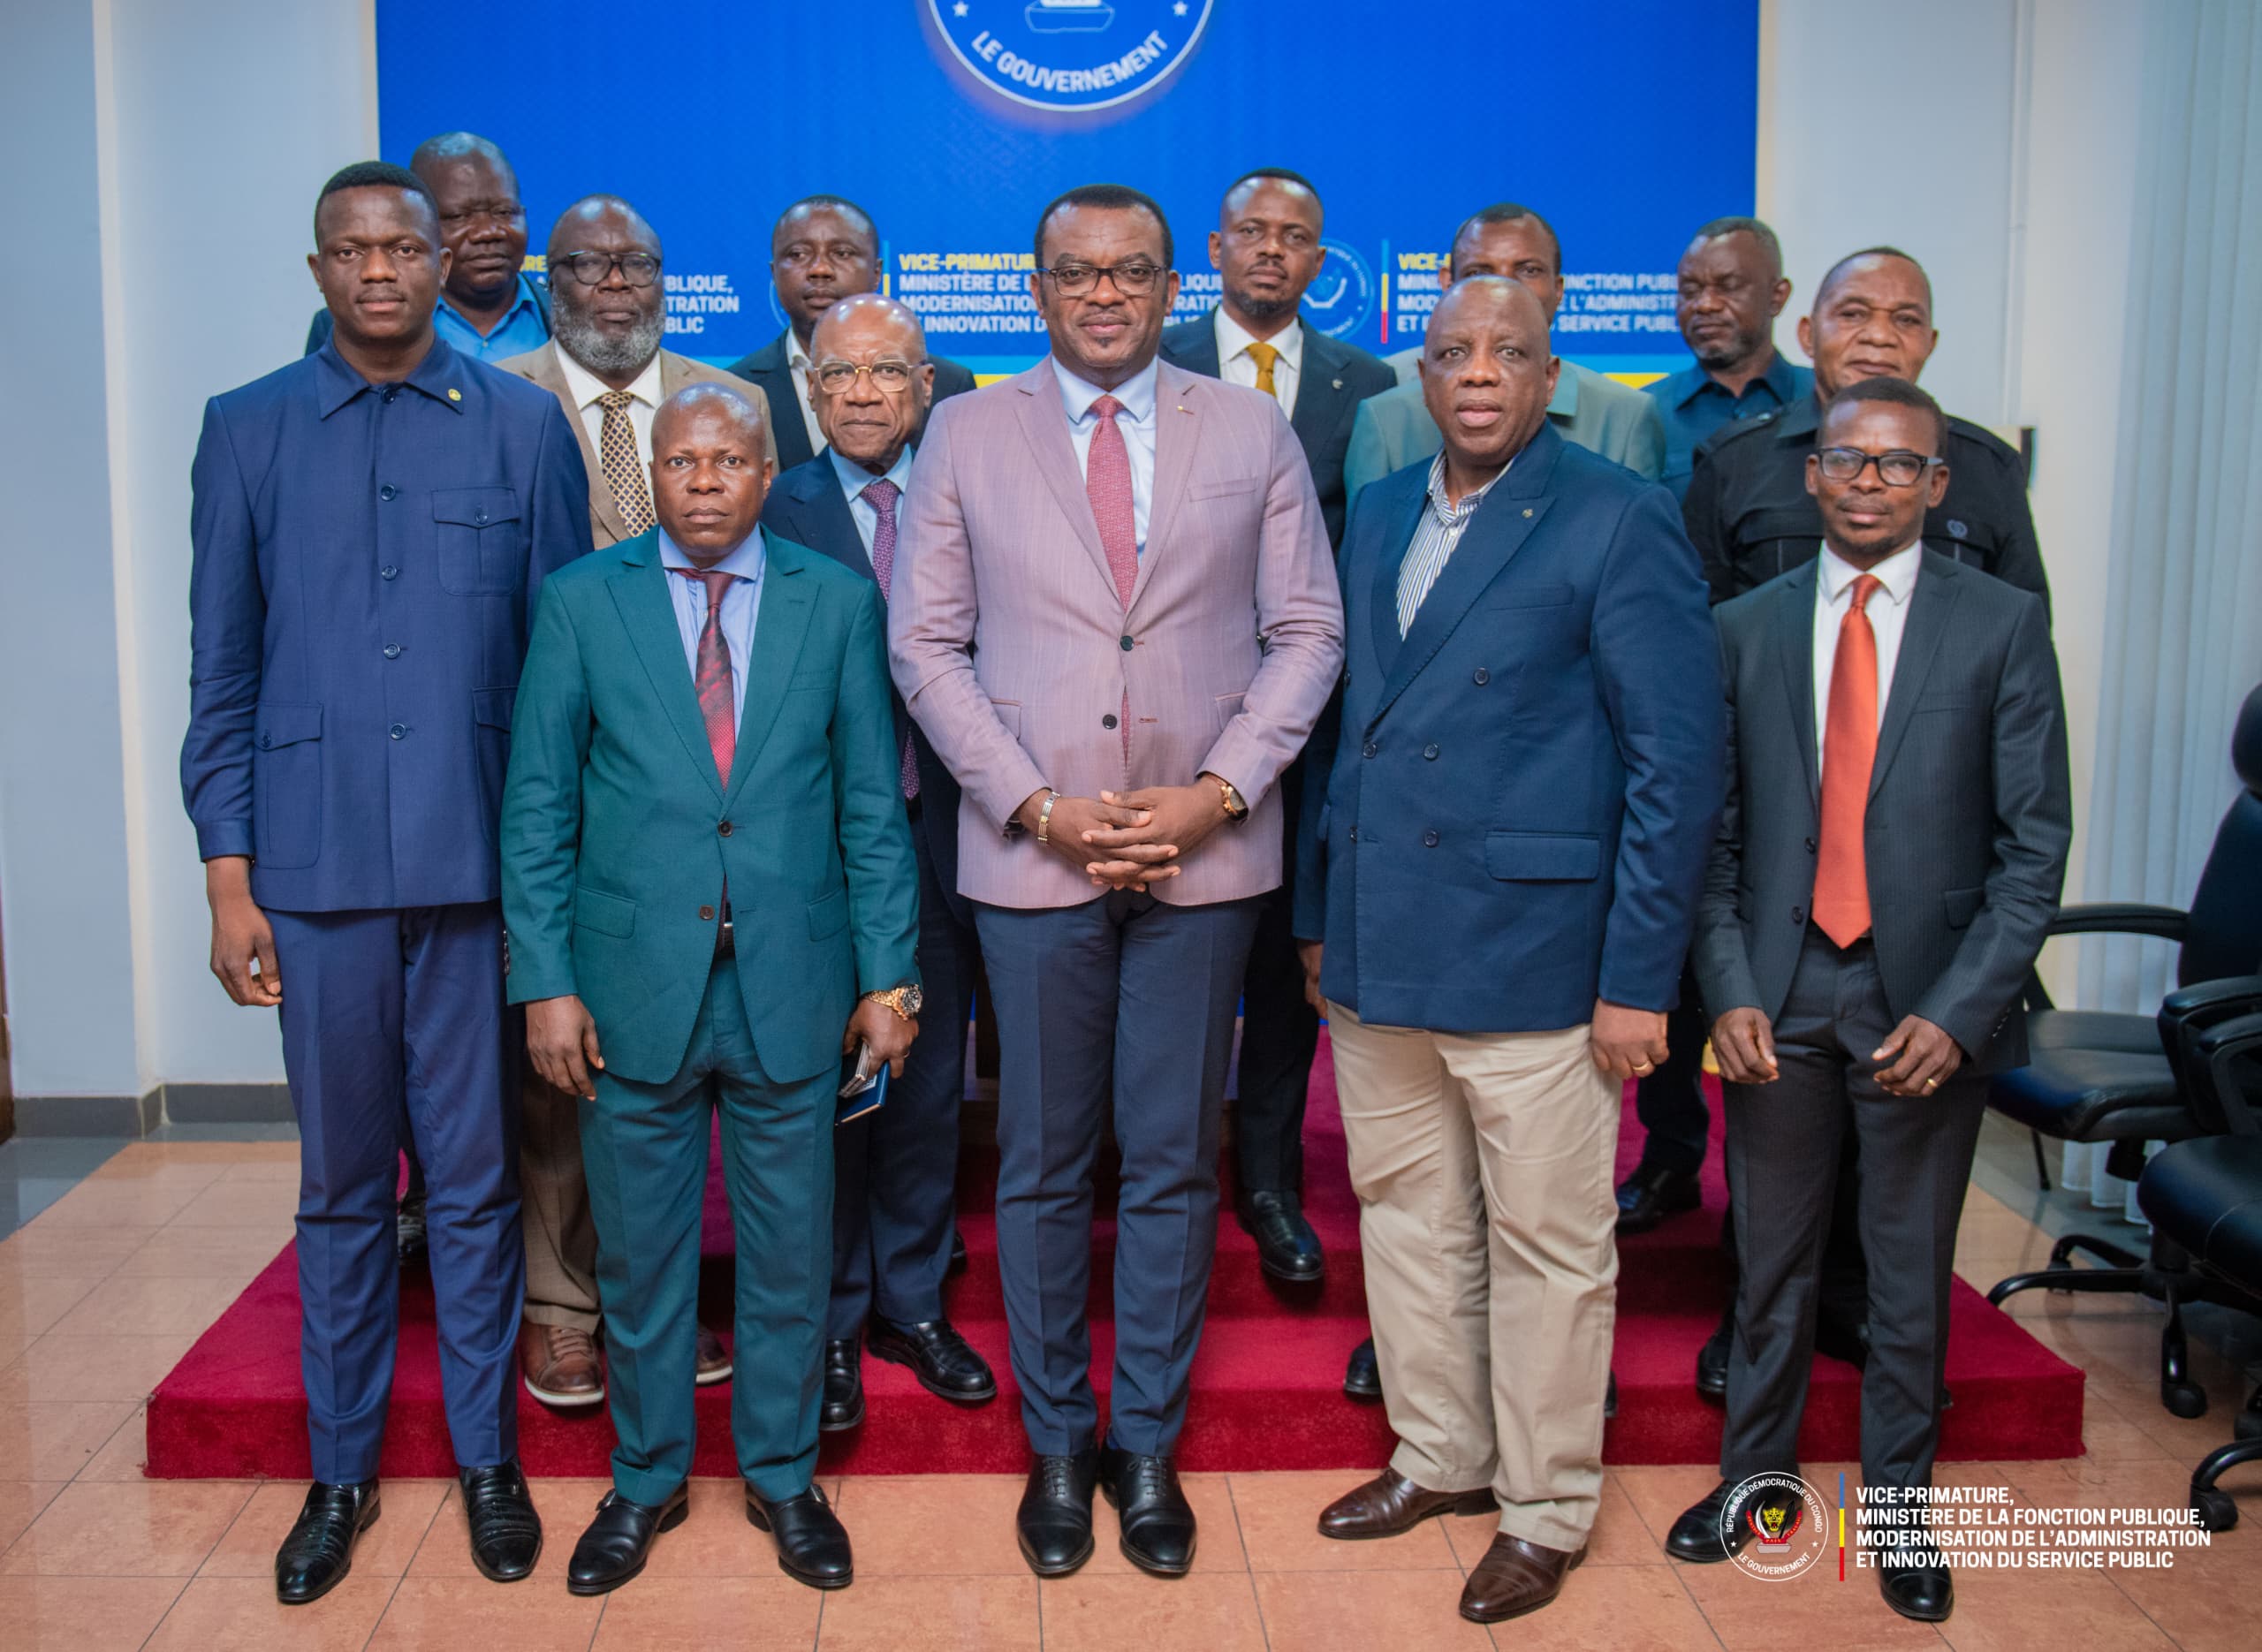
[928,1,1216,116]
[1303,239,1376,341]
[1724,1472,1831,1581]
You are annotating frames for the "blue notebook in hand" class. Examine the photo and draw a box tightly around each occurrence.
[838,1044,889,1126]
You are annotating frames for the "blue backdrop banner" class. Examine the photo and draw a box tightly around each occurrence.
[376,0,1757,375]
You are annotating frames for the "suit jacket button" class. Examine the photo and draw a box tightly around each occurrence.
[1790,906,1805,924]
[1120,634,1134,651]
[1102,713,1118,729]
[380,565,399,580]
[1362,741,1378,759]
[259,732,273,748]
[717,821,733,837]
[1472,667,1490,686]
[1423,744,1439,760]
[389,723,408,740]
[473,510,489,526]
[383,643,402,660]
[1423,830,1440,847]
[700,905,716,922]
[1805,836,1818,853]
[378,484,398,501]
[1347,826,1357,843]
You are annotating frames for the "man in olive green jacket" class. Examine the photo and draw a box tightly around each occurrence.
[501,383,919,1595]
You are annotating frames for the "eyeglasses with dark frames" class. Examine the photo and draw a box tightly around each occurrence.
[1036,261,1166,298]
[552,252,663,288]
[1815,446,1941,487]
[813,360,920,392]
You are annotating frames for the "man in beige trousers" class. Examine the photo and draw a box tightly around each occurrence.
[498,193,776,1403]
[1293,279,1723,1624]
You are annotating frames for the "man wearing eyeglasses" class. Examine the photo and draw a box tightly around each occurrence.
[726,195,978,474]
[304,133,550,363]
[761,294,998,1436]
[892,185,1341,1579]
[498,195,776,1409]
[1665,379,2068,1627]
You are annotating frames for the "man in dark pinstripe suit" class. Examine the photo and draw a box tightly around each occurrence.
[1662,380,2070,1626]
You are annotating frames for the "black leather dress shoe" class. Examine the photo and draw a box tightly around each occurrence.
[275,1480,379,1605]
[566,1484,687,1595]
[1016,1448,1099,1576]
[396,1191,428,1263]
[1879,1546,1954,1621]
[1695,1315,1730,1399]
[746,1481,854,1589]
[1236,1189,1325,1283]
[820,1338,865,1432]
[1666,1477,1792,1564]
[868,1316,998,1404]
[459,1459,542,1582]
[1343,1336,1382,1401]
[1614,1163,1702,1235]
[1099,1443,1196,1576]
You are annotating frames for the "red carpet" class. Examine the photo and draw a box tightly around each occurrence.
[148,1033,2083,1478]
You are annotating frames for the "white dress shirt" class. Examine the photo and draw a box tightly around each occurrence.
[1813,540,1921,771]
[786,331,827,458]
[1052,354,1158,551]
[1214,307,1302,419]
[558,346,664,468]
[825,443,916,561]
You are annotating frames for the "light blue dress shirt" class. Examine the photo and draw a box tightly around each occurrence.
[432,273,550,364]
[825,443,917,562]
[658,527,768,731]
[1052,355,1158,551]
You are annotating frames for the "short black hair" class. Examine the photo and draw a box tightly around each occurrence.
[1224,167,1323,215]
[772,194,877,252]
[1822,376,1947,454]
[314,161,436,245]
[1449,202,1561,277]
[1033,184,1173,269]
[1689,215,1783,272]
[1817,245,1932,312]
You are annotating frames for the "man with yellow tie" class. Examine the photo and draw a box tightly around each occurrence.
[499,194,777,1407]
[1159,169,1394,1287]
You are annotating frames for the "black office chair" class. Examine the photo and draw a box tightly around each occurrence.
[2134,1009,2262,1530]
[1986,684,2262,1416]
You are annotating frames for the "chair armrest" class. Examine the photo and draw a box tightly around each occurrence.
[2049,903,2190,942]
[2160,977,2262,1089]
[2193,1011,2262,1137]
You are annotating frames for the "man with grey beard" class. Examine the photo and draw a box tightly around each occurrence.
[498,195,775,1406]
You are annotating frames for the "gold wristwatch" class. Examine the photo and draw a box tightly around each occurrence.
[1211,775,1249,822]
[863,984,923,1020]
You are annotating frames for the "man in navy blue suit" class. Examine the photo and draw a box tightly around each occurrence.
[759,294,997,1436]
[181,163,590,1604]
[1295,278,1722,1625]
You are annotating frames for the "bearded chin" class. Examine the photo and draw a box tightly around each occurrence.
[555,307,665,378]
[1231,287,1295,325]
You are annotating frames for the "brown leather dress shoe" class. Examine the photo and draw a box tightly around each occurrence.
[1317,1470,1496,1541]
[520,1321,604,1407]
[695,1323,732,1385]
[1458,1535,1586,1623]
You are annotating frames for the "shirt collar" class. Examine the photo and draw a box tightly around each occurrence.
[787,330,813,371]
[1424,449,1513,519]
[1214,307,1304,372]
[558,345,664,413]
[1546,359,1580,418]
[313,335,467,419]
[828,441,915,502]
[1819,540,1922,607]
[437,272,541,337]
[1052,354,1159,427]
[1758,349,1804,405]
[658,525,768,583]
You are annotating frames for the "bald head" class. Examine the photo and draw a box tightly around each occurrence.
[546,195,665,385]
[650,385,773,563]
[406,131,526,313]
[1419,277,1559,483]
[1799,246,1939,398]
[547,194,661,263]
[810,294,935,474]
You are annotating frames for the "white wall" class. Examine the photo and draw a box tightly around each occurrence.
[1761,0,2150,998]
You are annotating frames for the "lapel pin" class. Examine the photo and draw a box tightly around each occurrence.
[1522,508,1533,518]
[447,388,461,402]
[1332,378,1344,390]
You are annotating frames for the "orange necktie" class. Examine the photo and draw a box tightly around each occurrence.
[1813,574,1882,947]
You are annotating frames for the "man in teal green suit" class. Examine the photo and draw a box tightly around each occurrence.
[501,383,920,1595]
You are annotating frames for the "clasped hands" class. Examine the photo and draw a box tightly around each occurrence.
[1712,1006,1964,1095]
[1017,777,1233,891]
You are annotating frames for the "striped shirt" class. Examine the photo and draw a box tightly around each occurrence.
[1396,452,1514,635]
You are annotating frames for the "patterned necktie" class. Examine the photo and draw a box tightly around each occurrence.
[860,477,921,800]
[1087,395,1139,756]
[1245,339,1280,400]
[597,390,656,535]
[1813,573,1883,947]
[675,568,737,785]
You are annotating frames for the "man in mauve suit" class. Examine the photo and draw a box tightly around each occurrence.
[891,185,1342,1580]
[1298,277,1722,1625]
[1665,379,2069,1629]
[762,293,998,1433]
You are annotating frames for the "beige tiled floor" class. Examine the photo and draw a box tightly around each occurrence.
[0,1146,2254,1648]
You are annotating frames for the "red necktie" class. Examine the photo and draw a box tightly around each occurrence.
[1813,573,1882,947]
[1087,395,1137,756]
[676,568,737,785]
[860,477,921,800]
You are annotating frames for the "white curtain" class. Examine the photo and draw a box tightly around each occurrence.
[2078,0,2262,1018]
